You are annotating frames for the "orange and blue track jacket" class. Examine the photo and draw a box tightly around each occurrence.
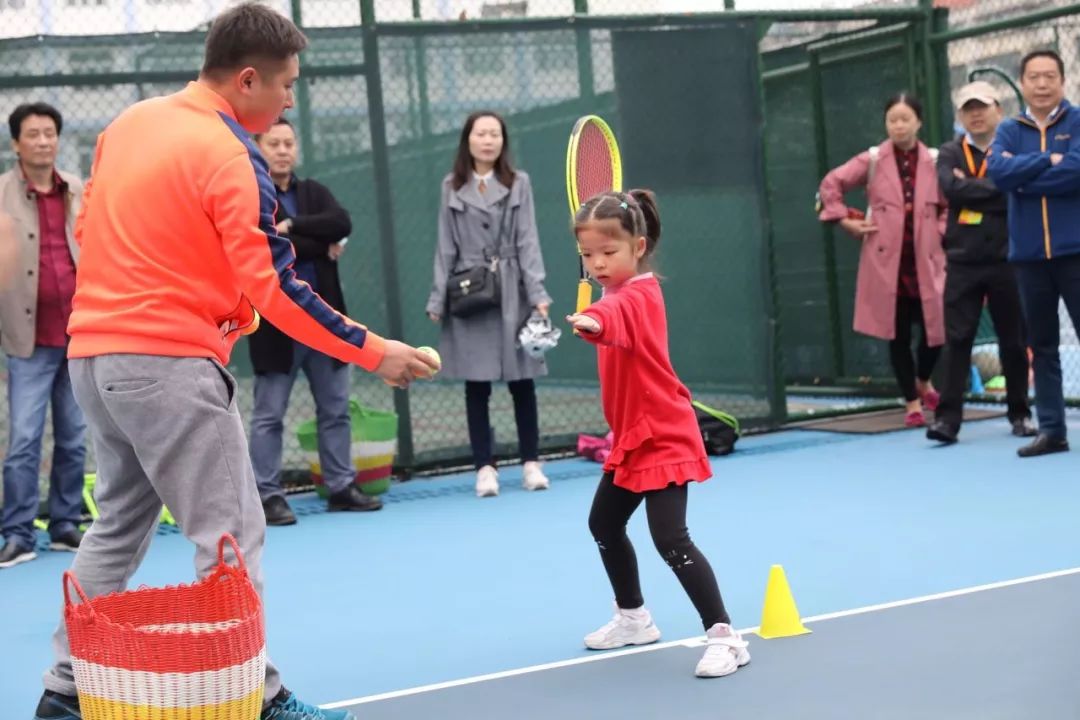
[67,82,385,370]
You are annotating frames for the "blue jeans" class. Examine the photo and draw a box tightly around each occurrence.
[1014,254,1080,441]
[249,343,352,500]
[2,346,87,548]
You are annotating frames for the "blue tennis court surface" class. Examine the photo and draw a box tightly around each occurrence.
[2,411,1078,717]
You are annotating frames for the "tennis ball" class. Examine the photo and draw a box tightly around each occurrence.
[417,346,441,376]
[240,309,261,336]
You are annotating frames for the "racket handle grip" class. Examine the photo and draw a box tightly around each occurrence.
[574,280,592,336]
[576,280,592,314]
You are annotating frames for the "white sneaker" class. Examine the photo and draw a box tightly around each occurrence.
[695,623,751,677]
[475,465,499,498]
[584,604,662,650]
[522,461,550,491]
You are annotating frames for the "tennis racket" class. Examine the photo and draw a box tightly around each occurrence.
[566,115,623,315]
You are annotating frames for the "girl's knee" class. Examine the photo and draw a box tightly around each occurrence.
[652,528,693,565]
[588,513,624,547]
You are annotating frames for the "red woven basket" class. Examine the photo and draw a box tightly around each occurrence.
[64,533,266,719]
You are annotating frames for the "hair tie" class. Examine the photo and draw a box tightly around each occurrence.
[619,201,628,210]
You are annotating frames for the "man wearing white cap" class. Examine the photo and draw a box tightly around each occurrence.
[928,80,1035,444]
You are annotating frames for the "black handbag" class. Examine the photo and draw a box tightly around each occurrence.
[447,257,500,318]
[447,193,511,318]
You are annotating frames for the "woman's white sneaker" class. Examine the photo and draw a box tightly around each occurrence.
[695,623,751,677]
[522,461,550,491]
[584,605,662,650]
[475,465,499,497]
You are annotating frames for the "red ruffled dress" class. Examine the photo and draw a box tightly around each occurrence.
[580,273,712,492]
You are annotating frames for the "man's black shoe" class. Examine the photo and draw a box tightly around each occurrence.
[49,527,83,552]
[262,495,297,526]
[1017,434,1069,458]
[0,539,37,568]
[327,484,383,512]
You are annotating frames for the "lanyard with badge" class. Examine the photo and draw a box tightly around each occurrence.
[957,136,986,226]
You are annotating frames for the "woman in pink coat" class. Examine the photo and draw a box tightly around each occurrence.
[818,93,948,427]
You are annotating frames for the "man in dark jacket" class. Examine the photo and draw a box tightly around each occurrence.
[928,82,1035,445]
[248,117,380,523]
[988,50,1080,458]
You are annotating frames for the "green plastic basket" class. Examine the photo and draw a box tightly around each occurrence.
[297,399,398,497]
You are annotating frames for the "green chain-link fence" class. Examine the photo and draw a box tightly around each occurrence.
[2,0,1079,501]
[763,1,1080,398]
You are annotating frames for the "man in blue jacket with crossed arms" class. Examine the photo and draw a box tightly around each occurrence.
[988,49,1080,458]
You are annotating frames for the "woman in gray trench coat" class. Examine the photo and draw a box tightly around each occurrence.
[426,111,553,498]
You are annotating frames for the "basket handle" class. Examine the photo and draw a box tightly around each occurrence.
[217,533,249,574]
[63,571,93,612]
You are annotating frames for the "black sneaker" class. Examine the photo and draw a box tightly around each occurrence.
[926,421,958,445]
[1017,434,1069,458]
[262,495,298,526]
[327,484,383,512]
[0,539,37,568]
[34,690,81,719]
[49,527,83,552]
[1011,418,1038,438]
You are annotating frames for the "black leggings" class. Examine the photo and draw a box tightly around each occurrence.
[588,472,730,631]
[889,296,942,402]
[465,380,539,470]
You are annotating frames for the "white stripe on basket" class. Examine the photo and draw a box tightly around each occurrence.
[137,620,241,633]
[70,647,266,708]
[306,440,398,467]
[350,439,397,456]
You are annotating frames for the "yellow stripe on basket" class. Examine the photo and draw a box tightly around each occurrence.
[354,453,394,471]
[312,456,393,476]
[78,685,263,720]
[71,650,265,708]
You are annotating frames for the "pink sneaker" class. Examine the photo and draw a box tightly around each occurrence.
[905,411,926,428]
[921,389,940,412]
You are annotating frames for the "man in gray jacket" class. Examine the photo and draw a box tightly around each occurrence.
[0,103,86,568]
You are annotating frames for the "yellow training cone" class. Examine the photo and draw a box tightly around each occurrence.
[757,564,811,639]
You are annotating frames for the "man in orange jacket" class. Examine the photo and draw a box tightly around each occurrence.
[33,4,434,720]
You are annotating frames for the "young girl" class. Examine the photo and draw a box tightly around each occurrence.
[566,189,749,678]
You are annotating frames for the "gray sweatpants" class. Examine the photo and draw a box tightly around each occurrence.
[43,354,281,702]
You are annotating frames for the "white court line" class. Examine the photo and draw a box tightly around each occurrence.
[323,566,1080,709]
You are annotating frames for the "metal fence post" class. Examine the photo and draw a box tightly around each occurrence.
[290,0,316,170]
[412,0,432,138]
[809,52,845,381]
[361,0,416,472]
[918,0,944,146]
[754,18,787,426]
[574,0,594,101]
